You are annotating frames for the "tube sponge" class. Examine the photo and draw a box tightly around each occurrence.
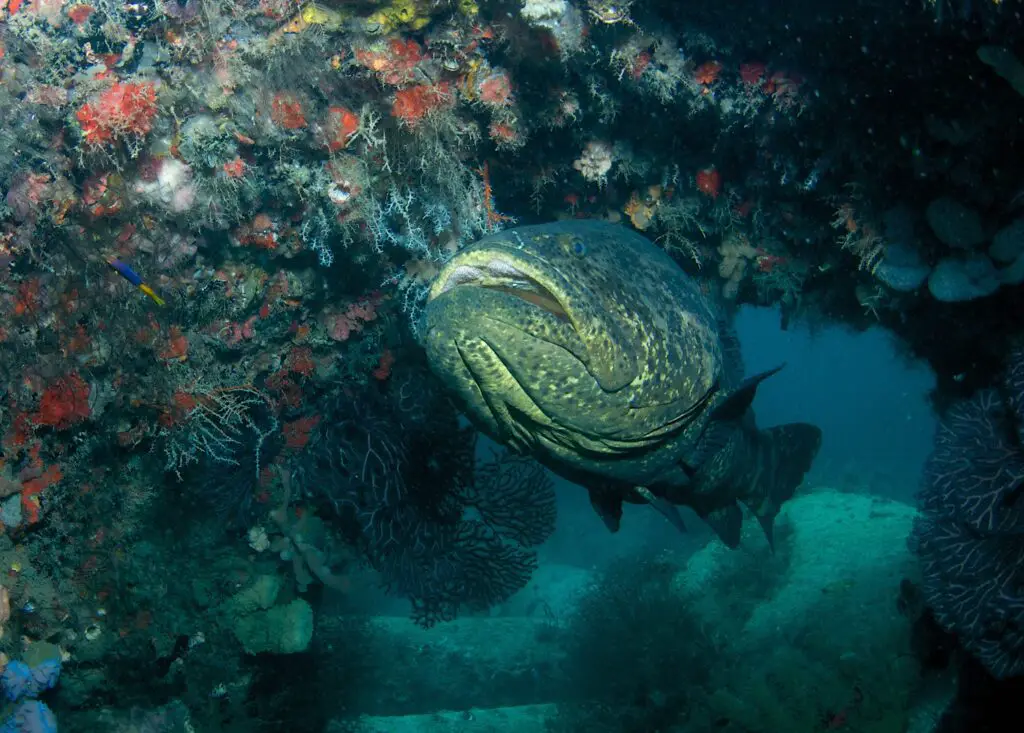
[927,254,1000,301]
[978,45,1024,97]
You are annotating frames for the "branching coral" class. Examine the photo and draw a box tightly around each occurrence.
[160,385,277,483]
[294,367,555,626]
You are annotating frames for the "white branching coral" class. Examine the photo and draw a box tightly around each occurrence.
[520,0,586,55]
[573,140,615,184]
[520,0,568,25]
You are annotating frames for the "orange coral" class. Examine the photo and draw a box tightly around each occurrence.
[488,121,522,150]
[354,38,424,85]
[20,465,62,525]
[478,161,511,231]
[76,82,158,148]
[67,325,92,355]
[372,349,395,381]
[391,83,451,126]
[232,214,279,250]
[157,326,189,362]
[222,157,246,178]
[67,3,93,24]
[283,415,320,450]
[2,414,31,451]
[285,347,315,377]
[477,70,513,108]
[323,106,359,151]
[33,373,91,429]
[694,61,723,86]
[13,279,41,316]
[158,390,198,428]
[696,167,721,198]
[271,92,307,129]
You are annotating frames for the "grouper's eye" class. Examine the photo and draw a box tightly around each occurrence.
[572,240,586,257]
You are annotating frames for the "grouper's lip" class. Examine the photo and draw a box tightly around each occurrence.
[429,251,571,322]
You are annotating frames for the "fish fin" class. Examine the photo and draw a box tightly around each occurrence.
[633,486,687,534]
[707,365,785,423]
[139,284,165,307]
[588,487,623,533]
[754,512,777,553]
[685,419,735,472]
[742,423,822,545]
[702,503,743,548]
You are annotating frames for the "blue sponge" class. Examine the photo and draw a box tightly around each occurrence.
[0,657,60,733]
[0,701,57,733]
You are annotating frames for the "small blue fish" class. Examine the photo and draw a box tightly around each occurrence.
[107,257,164,306]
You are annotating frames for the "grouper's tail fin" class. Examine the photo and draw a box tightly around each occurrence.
[743,423,822,548]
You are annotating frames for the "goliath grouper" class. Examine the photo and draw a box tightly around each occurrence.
[421,220,821,547]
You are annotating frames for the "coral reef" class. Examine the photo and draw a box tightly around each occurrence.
[0,0,1017,727]
[294,373,555,626]
[911,348,1024,679]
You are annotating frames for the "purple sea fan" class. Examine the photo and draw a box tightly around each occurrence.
[920,389,1024,534]
[911,347,1024,679]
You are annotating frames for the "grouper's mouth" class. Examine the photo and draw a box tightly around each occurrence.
[429,256,570,322]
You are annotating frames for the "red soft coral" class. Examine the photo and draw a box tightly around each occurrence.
[391,83,451,126]
[76,82,158,148]
[21,465,62,525]
[33,372,91,429]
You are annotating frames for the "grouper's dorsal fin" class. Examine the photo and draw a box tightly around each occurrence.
[707,364,785,423]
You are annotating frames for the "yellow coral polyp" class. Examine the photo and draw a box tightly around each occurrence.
[299,2,347,30]
[365,0,432,34]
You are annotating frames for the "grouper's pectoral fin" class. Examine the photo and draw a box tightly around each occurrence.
[633,486,687,534]
[701,503,744,549]
[707,364,785,423]
[588,487,624,533]
[742,422,823,548]
[680,365,786,479]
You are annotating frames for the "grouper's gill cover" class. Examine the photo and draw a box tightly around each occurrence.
[422,220,822,546]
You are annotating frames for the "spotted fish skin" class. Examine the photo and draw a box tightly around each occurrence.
[422,220,821,546]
